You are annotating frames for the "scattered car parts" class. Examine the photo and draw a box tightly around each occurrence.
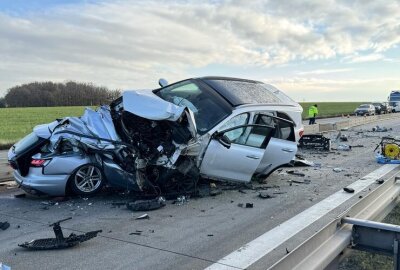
[18,217,101,250]
[375,137,400,164]
[126,196,166,211]
[298,134,331,151]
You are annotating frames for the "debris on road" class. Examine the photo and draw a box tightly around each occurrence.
[343,187,355,193]
[258,191,276,199]
[375,137,400,164]
[339,134,348,142]
[333,144,352,151]
[291,179,311,184]
[238,203,254,208]
[135,214,150,220]
[126,197,166,211]
[18,217,101,250]
[376,179,384,184]
[372,126,392,132]
[333,168,344,173]
[287,170,306,177]
[299,134,331,151]
[291,154,315,167]
[0,221,10,231]
[173,195,189,206]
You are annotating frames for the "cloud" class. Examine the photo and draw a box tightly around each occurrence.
[347,53,385,63]
[297,68,354,75]
[0,0,399,96]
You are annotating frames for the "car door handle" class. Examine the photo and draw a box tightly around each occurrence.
[281,148,294,153]
[246,155,260,160]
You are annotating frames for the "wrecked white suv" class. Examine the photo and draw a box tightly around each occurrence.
[8,77,303,196]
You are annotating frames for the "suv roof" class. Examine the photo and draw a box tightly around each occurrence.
[196,76,298,107]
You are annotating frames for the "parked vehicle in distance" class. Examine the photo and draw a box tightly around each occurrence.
[388,90,400,112]
[372,102,386,114]
[354,104,375,116]
[8,76,303,196]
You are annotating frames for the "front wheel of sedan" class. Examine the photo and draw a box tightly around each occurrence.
[70,164,104,195]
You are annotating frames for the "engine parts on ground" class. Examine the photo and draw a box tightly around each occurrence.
[18,217,101,250]
[126,196,166,211]
[298,134,331,151]
[375,137,400,164]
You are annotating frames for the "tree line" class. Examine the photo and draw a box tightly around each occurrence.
[1,81,121,108]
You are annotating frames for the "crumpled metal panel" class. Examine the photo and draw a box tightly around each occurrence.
[47,106,120,150]
[123,90,185,121]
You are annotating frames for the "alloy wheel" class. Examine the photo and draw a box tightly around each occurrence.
[74,165,102,193]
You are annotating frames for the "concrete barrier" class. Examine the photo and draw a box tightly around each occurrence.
[304,113,399,134]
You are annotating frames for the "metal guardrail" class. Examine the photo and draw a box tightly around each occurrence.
[304,113,400,134]
[269,171,400,270]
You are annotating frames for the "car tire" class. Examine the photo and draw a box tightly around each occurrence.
[70,164,104,195]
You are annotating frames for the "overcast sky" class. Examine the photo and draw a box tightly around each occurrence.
[0,0,399,101]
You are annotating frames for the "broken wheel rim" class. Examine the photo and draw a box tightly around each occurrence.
[74,165,102,193]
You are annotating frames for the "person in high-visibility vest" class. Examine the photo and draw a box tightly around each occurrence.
[308,104,318,125]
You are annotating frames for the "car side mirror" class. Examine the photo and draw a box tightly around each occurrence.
[159,78,168,87]
[214,133,231,149]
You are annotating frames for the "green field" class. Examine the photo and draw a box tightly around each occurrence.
[0,102,365,148]
[0,106,89,148]
[300,102,365,119]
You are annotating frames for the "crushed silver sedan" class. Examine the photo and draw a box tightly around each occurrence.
[8,77,303,196]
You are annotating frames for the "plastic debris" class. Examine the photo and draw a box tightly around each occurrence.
[376,179,384,184]
[343,187,355,193]
[292,154,315,167]
[18,217,101,250]
[299,134,331,151]
[237,203,254,208]
[259,191,276,199]
[287,170,305,177]
[372,126,392,132]
[0,222,10,231]
[127,197,166,211]
[333,168,344,173]
[136,214,150,220]
[173,195,188,206]
[336,144,352,151]
[339,134,348,142]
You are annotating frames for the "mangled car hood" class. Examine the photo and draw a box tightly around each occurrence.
[123,90,185,121]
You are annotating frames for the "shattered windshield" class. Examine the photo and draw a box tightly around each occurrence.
[155,80,232,134]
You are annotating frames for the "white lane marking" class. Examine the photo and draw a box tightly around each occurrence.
[205,164,399,270]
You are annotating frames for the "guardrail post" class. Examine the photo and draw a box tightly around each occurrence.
[395,240,400,270]
[343,217,400,270]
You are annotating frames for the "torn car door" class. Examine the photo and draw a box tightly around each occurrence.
[200,124,275,182]
[254,114,297,176]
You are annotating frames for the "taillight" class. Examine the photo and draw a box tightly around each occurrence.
[299,129,304,138]
[30,159,46,167]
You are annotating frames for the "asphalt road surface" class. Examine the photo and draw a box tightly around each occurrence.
[1,118,400,270]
